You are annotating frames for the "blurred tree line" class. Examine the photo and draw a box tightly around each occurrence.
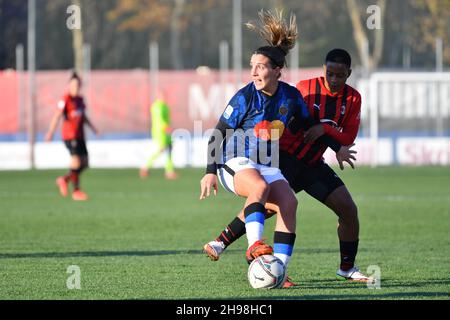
[1,0,449,70]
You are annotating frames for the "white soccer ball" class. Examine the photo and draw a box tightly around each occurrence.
[247,255,286,289]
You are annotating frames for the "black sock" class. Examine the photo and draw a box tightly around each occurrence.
[339,240,359,271]
[274,231,296,246]
[70,169,81,191]
[273,231,296,262]
[216,209,274,248]
[216,217,246,247]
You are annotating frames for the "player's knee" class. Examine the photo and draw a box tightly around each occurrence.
[80,157,89,170]
[339,201,358,224]
[71,163,81,170]
[254,180,270,198]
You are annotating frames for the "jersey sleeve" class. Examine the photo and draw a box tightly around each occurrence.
[205,90,248,174]
[205,120,232,174]
[219,91,247,129]
[57,98,66,110]
[296,80,309,98]
[317,135,342,153]
[288,93,312,133]
[322,92,361,145]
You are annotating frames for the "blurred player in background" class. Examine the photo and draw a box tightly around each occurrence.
[204,49,372,283]
[140,90,178,180]
[45,72,98,201]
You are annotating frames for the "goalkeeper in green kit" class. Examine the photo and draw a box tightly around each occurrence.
[140,90,178,180]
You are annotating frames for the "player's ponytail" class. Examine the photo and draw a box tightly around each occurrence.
[246,9,298,68]
[69,70,82,85]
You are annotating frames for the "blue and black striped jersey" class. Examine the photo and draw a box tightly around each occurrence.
[206,81,312,173]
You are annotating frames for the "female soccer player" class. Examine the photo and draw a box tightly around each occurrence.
[45,72,98,201]
[200,10,342,282]
[203,49,372,284]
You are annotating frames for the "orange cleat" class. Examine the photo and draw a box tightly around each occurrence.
[139,167,148,179]
[165,171,178,180]
[56,177,68,197]
[72,190,89,201]
[282,276,298,288]
[246,240,273,264]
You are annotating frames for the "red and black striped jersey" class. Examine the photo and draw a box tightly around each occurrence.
[280,77,361,165]
[58,94,86,141]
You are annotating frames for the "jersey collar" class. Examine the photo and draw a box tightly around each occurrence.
[319,77,344,97]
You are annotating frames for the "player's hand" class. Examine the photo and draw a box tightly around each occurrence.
[199,174,218,200]
[90,126,99,136]
[44,132,53,142]
[336,143,357,170]
[304,124,325,143]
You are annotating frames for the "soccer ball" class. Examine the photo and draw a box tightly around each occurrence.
[247,255,286,289]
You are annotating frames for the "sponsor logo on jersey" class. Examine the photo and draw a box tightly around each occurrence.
[69,109,83,117]
[320,118,338,127]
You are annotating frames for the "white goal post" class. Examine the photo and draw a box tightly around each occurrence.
[358,72,450,167]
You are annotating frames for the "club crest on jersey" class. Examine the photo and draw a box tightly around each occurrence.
[223,105,234,119]
[341,104,346,115]
[279,106,288,116]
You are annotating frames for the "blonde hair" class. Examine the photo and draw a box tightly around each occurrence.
[246,9,298,57]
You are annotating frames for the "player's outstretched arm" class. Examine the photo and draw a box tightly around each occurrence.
[84,115,99,135]
[303,123,325,143]
[200,119,231,200]
[45,109,63,141]
[199,174,218,200]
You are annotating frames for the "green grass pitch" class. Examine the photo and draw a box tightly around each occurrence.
[0,166,449,300]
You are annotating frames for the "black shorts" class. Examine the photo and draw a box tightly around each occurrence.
[64,139,88,156]
[279,150,344,203]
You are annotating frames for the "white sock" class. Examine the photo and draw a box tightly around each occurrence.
[274,253,291,268]
[245,221,264,247]
[244,204,266,248]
